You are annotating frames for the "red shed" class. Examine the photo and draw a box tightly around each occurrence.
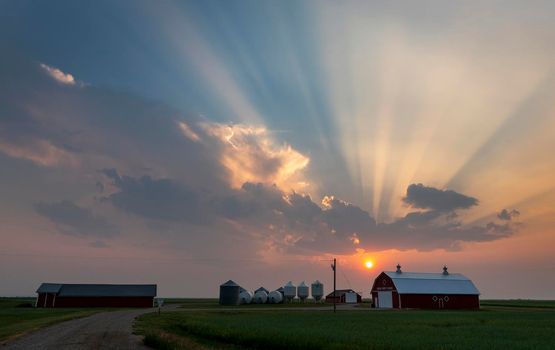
[325,289,362,304]
[371,265,479,309]
[36,283,156,308]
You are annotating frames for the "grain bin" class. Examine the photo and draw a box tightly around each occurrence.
[253,290,268,304]
[297,281,309,301]
[284,281,296,302]
[219,280,240,305]
[311,280,324,301]
[239,290,253,304]
[268,290,283,304]
[254,287,269,294]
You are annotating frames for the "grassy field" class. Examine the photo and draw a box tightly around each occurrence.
[0,297,101,344]
[168,298,336,309]
[135,301,555,350]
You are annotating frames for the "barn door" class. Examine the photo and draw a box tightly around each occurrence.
[377,291,393,308]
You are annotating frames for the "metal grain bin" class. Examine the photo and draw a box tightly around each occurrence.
[219,280,240,305]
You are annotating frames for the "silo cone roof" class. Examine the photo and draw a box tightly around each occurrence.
[298,281,307,287]
[285,281,295,287]
[313,280,322,285]
[221,280,239,287]
[255,287,269,293]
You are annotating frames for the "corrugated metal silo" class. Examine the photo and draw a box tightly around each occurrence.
[239,290,253,304]
[311,280,324,301]
[297,281,309,301]
[284,281,296,302]
[268,290,283,304]
[253,290,268,304]
[219,280,240,305]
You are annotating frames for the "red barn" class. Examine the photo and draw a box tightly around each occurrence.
[36,283,156,308]
[371,265,479,309]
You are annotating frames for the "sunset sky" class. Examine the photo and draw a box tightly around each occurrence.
[1,0,554,298]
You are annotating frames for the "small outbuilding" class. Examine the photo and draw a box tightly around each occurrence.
[371,265,480,309]
[36,283,156,308]
[325,289,362,304]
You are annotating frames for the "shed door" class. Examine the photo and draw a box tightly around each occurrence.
[345,292,357,303]
[377,291,393,308]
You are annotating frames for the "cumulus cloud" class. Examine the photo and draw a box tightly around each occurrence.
[34,200,117,237]
[497,208,520,221]
[403,183,478,211]
[39,63,76,85]
[200,123,310,192]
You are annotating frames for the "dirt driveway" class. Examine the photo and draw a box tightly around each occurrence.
[1,308,154,350]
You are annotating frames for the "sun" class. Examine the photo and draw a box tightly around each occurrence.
[364,260,374,269]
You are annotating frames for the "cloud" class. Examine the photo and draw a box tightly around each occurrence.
[39,63,76,85]
[34,200,117,237]
[403,183,478,211]
[0,50,519,254]
[497,208,520,221]
[200,123,310,192]
[0,139,78,167]
[100,169,209,224]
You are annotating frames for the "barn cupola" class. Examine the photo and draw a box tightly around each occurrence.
[443,265,449,275]
[396,264,402,274]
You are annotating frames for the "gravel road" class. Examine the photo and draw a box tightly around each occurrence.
[2,308,154,350]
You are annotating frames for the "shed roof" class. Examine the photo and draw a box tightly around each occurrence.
[36,283,157,297]
[326,289,358,297]
[383,272,479,295]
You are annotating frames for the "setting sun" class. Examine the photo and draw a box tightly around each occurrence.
[365,260,374,269]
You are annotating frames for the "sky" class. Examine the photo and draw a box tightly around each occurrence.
[1,0,554,299]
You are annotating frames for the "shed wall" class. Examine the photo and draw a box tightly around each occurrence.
[36,294,153,308]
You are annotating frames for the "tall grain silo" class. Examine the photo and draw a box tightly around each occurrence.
[311,280,324,301]
[219,280,240,305]
[297,281,309,302]
[284,281,296,302]
[239,290,253,304]
[253,290,268,304]
[268,290,283,304]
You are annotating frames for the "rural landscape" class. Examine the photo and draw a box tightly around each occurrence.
[1,296,555,349]
[1,0,555,349]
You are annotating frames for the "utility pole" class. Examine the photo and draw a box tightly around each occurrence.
[331,258,336,313]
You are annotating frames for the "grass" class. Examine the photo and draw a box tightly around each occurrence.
[135,303,555,350]
[0,297,102,344]
[164,298,340,309]
[480,299,555,309]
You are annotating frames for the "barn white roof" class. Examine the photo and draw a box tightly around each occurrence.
[384,272,480,295]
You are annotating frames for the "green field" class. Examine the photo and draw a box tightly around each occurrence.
[0,298,101,344]
[136,301,555,350]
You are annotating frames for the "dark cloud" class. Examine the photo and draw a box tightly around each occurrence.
[34,200,117,237]
[101,169,209,224]
[403,183,478,211]
[497,209,520,221]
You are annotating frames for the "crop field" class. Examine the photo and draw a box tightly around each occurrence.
[135,300,555,350]
[0,297,101,344]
